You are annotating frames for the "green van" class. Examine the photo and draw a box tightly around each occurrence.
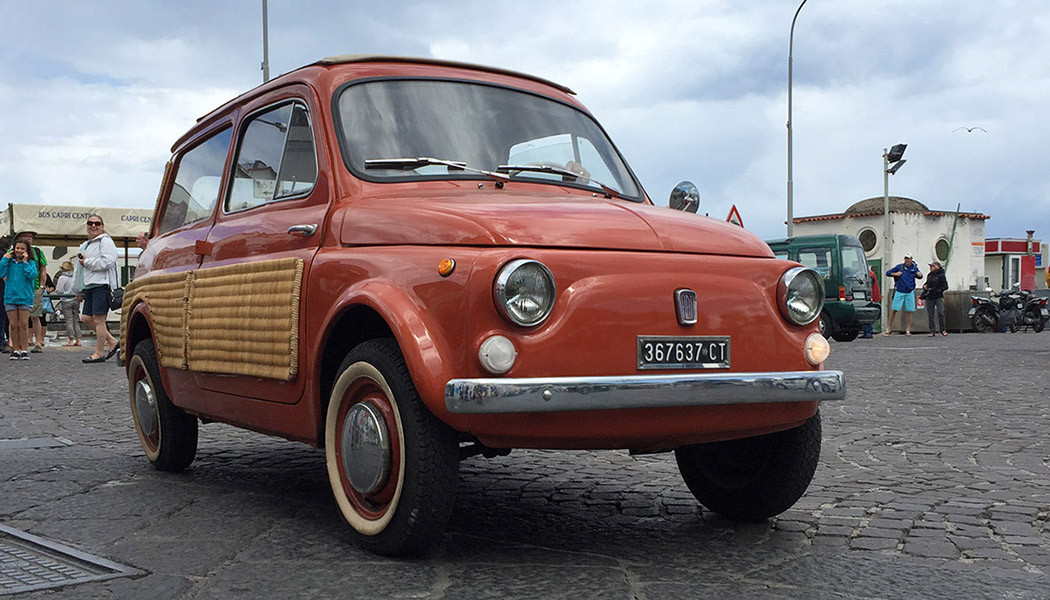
[765,234,881,342]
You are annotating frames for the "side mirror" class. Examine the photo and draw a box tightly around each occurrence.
[669,181,700,213]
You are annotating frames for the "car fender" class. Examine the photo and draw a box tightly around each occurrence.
[316,278,456,419]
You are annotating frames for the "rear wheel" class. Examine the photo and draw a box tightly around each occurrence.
[831,329,860,342]
[675,412,821,521]
[325,338,459,556]
[971,306,996,333]
[1025,308,1045,333]
[127,338,198,471]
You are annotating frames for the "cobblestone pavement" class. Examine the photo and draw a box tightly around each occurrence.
[1,331,1048,599]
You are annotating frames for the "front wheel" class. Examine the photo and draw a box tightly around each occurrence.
[127,338,198,471]
[675,412,821,521]
[325,338,459,556]
[971,306,996,333]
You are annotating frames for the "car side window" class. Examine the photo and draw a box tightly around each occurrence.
[227,102,317,212]
[797,247,833,280]
[773,250,789,260]
[158,127,232,235]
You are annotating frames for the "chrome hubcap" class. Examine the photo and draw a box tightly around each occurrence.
[135,379,158,437]
[341,402,390,495]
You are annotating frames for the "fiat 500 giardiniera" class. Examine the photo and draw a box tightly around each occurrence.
[121,55,844,556]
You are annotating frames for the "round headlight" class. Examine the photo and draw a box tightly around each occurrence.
[777,267,824,326]
[493,259,556,327]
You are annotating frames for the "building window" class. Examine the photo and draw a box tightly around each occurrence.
[858,228,877,253]
[934,238,950,262]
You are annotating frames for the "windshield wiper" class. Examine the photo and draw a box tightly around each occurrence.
[365,157,510,184]
[496,164,620,199]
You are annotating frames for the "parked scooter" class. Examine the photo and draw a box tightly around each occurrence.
[1021,292,1049,332]
[970,289,1048,333]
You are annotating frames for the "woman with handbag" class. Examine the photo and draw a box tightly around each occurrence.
[922,261,949,337]
[73,215,120,363]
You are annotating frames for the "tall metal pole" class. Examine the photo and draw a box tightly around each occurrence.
[261,0,270,83]
[786,0,807,238]
[882,149,891,331]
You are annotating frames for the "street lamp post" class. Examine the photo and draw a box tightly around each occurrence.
[882,143,907,331]
[261,0,270,83]
[786,0,808,237]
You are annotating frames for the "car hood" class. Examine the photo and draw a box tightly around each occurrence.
[335,187,773,258]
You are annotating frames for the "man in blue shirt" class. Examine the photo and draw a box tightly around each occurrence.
[883,253,924,336]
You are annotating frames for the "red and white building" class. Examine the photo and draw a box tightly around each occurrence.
[984,236,1047,291]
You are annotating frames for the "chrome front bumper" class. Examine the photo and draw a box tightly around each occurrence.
[445,370,845,414]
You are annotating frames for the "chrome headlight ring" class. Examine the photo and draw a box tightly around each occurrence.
[493,259,556,327]
[777,267,825,326]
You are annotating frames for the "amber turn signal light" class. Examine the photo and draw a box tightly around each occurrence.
[438,258,456,277]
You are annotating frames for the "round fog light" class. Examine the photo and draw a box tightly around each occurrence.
[804,333,831,366]
[479,335,517,374]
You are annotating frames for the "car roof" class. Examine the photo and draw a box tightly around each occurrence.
[313,55,575,95]
[766,234,862,248]
[175,55,576,151]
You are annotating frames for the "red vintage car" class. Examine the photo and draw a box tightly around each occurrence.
[121,55,843,556]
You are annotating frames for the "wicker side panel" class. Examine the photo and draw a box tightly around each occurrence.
[119,272,192,369]
[186,258,303,380]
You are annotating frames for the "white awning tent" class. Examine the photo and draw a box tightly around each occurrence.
[2,203,154,287]
[1,203,153,247]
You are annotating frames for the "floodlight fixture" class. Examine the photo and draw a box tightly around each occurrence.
[887,159,907,175]
[887,144,907,163]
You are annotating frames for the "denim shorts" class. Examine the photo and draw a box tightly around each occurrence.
[81,286,112,316]
[4,304,32,311]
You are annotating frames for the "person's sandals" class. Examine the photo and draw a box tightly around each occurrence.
[942,331,948,336]
[905,332,912,337]
[927,333,935,337]
[82,354,106,363]
[103,344,120,361]
[30,345,43,353]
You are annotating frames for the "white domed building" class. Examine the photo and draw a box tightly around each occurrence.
[791,197,990,332]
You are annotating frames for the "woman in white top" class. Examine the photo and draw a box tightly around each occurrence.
[54,260,82,346]
[73,214,120,362]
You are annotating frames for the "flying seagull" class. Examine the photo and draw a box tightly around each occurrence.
[953,126,987,133]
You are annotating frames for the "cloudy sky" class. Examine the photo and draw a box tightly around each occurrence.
[1,0,1046,241]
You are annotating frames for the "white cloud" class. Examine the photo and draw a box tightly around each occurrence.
[0,0,1047,242]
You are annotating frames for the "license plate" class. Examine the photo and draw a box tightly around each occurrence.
[637,336,730,370]
[853,290,867,300]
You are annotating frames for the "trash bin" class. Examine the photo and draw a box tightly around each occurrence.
[945,290,986,332]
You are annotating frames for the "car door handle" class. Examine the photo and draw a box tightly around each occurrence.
[287,224,318,237]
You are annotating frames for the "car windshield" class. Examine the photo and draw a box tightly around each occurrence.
[334,79,643,200]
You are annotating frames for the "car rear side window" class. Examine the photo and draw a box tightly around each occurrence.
[227,102,317,212]
[797,247,833,280]
[158,127,232,235]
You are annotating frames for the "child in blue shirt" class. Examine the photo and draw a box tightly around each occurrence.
[2,239,38,359]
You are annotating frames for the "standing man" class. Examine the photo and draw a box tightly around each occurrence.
[884,253,923,336]
[0,234,9,351]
